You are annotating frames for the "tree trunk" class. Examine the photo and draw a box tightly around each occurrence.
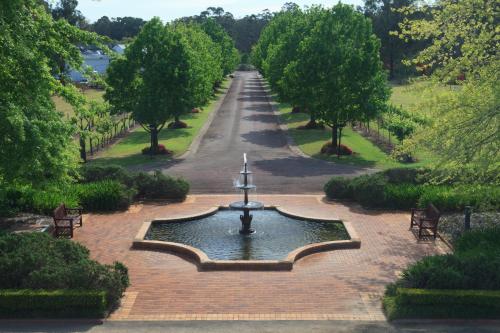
[79,119,86,162]
[150,125,159,154]
[79,135,86,162]
[331,124,338,148]
[175,115,180,123]
[389,48,395,80]
[337,126,343,158]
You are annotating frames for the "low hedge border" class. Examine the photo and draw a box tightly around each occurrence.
[383,288,500,320]
[0,290,107,318]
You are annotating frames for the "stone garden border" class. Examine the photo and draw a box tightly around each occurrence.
[133,206,361,271]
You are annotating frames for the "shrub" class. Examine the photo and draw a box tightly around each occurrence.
[418,185,500,212]
[0,290,107,318]
[134,171,189,200]
[350,173,387,208]
[395,229,500,291]
[141,144,171,155]
[77,180,135,212]
[81,165,135,188]
[0,187,25,217]
[324,177,352,200]
[454,227,500,255]
[384,184,422,210]
[384,288,500,320]
[320,142,353,155]
[382,168,426,184]
[0,233,129,308]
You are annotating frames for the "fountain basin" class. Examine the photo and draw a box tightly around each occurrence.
[133,207,361,270]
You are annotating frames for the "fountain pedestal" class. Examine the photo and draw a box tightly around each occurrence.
[230,154,263,235]
[240,209,254,234]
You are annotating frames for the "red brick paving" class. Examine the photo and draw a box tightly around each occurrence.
[73,195,448,321]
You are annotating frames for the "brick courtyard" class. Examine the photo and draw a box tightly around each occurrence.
[73,195,448,321]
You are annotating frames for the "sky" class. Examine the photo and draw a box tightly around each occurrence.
[76,0,364,23]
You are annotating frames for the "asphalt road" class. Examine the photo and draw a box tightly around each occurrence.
[161,71,375,194]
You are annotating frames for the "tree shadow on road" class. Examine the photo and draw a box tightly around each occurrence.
[242,114,281,124]
[240,129,288,148]
[253,156,375,178]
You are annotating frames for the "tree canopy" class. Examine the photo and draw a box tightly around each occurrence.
[253,4,389,152]
[0,0,105,187]
[105,18,226,154]
[399,0,499,178]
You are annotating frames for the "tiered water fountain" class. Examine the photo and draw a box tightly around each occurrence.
[137,153,358,267]
[229,153,263,234]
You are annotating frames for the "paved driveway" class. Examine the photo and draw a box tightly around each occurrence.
[161,71,375,194]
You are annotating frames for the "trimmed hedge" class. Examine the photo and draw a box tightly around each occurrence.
[384,288,500,320]
[81,165,135,188]
[134,171,189,201]
[0,290,107,318]
[0,233,129,309]
[324,169,500,212]
[0,165,190,218]
[77,180,135,212]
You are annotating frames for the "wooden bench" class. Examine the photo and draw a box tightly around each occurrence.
[53,204,83,238]
[410,204,440,239]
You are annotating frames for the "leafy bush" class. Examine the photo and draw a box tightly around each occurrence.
[384,229,500,320]
[134,171,189,200]
[0,233,129,307]
[141,144,171,155]
[394,229,500,291]
[350,174,387,208]
[454,227,500,255]
[0,290,107,318]
[81,165,134,188]
[418,185,500,212]
[324,177,352,199]
[383,288,500,320]
[320,142,353,156]
[0,187,26,217]
[323,169,498,212]
[382,168,427,184]
[384,184,423,210]
[77,180,135,212]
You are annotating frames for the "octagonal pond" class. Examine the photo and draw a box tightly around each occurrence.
[145,209,350,261]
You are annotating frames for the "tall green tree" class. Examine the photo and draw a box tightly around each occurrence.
[51,0,87,28]
[361,0,418,79]
[105,18,220,153]
[299,4,389,151]
[201,19,239,78]
[399,0,499,178]
[276,7,325,125]
[0,0,103,186]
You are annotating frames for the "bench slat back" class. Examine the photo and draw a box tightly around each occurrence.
[53,204,66,220]
[425,204,440,220]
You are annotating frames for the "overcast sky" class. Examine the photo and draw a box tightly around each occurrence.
[76,0,364,23]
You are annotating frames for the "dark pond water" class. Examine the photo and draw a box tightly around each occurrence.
[146,210,348,260]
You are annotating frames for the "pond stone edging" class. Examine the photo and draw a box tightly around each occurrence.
[132,206,361,271]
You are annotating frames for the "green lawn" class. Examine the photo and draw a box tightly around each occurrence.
[390,80,457,115]
[89,80,230,168]
[53,89,105,119]
[279,103,435,169]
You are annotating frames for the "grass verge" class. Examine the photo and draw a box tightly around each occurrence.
[89,80,230,168]
[278,103,434,169]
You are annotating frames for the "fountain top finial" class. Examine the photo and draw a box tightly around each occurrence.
[244,153,247,165]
